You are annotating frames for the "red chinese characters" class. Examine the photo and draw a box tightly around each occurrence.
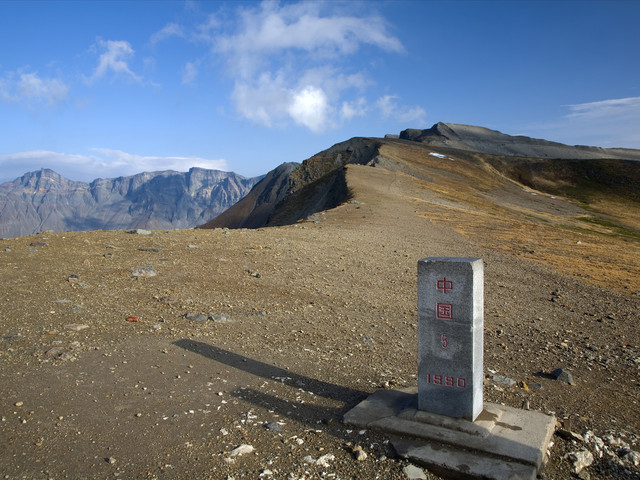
[436,277,453,293]
[436,303,453,320]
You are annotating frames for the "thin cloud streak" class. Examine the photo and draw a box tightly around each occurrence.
[0,149,228,184]
[0,69,69,107]
[565,96,640,120]
[150,22,185,44]
[377,95,427,124]
[522,96,640,149]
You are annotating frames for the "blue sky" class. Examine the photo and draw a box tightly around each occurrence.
[1,0,639,183]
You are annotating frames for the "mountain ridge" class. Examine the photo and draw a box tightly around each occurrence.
[200,122,640,231]
[399,122,640,160]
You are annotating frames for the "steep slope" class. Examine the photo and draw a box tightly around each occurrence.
[201,163,299,229]
[0,168,260,238]
[199,137,381,229]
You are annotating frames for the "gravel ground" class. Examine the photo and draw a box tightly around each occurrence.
[1,161,639,480]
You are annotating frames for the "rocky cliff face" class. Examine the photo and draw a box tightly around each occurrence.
[0,168,261,238]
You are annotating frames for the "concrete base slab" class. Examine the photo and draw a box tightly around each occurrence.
[343,387,556,480]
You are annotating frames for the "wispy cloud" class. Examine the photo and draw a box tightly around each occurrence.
[377,95,427,124]
[525,96,640,148]
[181,61,199,85]
[341,97,367,120]
[0,69,69,107]
[197,1,414,133]
[91,148,227,174]
[86,38,142,84]
[144,1,423,132]
[213,1,404,78]
[150,22,185,44]
[565,96,640,120]
[0,149,228,183]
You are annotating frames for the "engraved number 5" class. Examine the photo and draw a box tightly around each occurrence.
[441,334,448,349]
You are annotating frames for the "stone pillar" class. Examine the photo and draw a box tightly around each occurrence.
[417,257,483,421]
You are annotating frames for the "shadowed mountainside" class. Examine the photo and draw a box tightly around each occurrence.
[0,167,261,238]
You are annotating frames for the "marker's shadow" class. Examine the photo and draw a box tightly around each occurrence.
[173,339,368,425]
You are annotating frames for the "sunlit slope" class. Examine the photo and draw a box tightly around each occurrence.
[341,139,640,294]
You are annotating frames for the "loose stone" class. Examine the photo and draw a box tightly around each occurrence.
[353,446,367,461]
[565,449,594,473]
[403,464,427,479]
[210,313,232,323]
[184,313,208,322]
[64,324,89,331]
[551,368,574,385]
[230,444,254,457]
[131,265,156,278]
[265,422,282,432]
[45,346,66,357]
[492,375,516,386]
[621,449,640,466]
[303,454,334,467]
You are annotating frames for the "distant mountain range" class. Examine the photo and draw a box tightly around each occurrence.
[0,168,262,238]
[4,122,640,238]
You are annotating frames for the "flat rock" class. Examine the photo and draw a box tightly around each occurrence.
[131,265,156,277]
[344,387,556,480]
[64,324,89,331]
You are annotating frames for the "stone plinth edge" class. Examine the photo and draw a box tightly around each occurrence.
[343,387,556,480]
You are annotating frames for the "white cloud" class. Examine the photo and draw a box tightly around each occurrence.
[150,22,184,44]
[341,97,367,120]
[87,39,141,84]
[0,69,69,107]
[0,149,228,183]
[203,1,405,132]
[214,1,403,74]
[377,95,426,124]
[91,149,227,174]
[231,72,291,127]
[565,96,640,120]
[182,61,199,85]
[288,85,331,132]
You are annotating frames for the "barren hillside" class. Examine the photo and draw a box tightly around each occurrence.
[1,139,639,479]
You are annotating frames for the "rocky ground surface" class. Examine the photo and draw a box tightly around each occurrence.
[1,163,639,479]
